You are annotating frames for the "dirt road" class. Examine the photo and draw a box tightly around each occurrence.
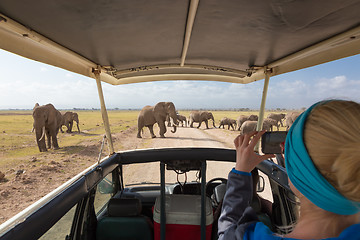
[123,126,238,185]
[124,125,273,201]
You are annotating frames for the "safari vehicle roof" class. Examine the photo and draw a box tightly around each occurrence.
[1,2,360,239]
[1,0,360,86]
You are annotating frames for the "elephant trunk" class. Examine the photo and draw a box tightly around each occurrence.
[172,118,179,126]
[35,126,47,152]
[76,122,80,133]
[212,117,216,128]
[170,113,179,133]
[171,124,177,133]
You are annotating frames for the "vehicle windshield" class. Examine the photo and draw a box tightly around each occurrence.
[0,51,359,225]
[122,160,273,202]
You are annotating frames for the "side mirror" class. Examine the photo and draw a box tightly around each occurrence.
[98,177,114,194]
[256,175,265,193]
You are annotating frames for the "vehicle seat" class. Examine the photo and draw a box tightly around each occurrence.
[211,183,273,239]
[96,198,153,240]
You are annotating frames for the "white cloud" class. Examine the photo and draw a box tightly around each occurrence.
[1,75,359,110]
[312,76,360,102]
[263,75,360,109]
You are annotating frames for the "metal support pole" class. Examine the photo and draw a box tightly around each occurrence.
[93,68,114,154]
[180,0,199,66]
[255,69,270,151]
[200,161,207,240]
[160,162,166,240]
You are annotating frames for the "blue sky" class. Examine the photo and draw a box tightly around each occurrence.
[0,49,359,110]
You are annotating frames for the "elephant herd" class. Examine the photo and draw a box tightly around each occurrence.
[32,101,300,150]
[137,101,302,138]
[220,112,301,134]
[137,102,217,138]
[32,103,80,152]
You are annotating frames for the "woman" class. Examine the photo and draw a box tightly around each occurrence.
[218,100,360,239]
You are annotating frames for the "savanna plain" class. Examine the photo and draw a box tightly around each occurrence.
[0,110,288,225]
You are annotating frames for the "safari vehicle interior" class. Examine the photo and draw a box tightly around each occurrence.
[0,0,360,239]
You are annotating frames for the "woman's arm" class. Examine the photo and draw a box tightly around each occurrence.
[218,170,259,239]
[218,132,274,239]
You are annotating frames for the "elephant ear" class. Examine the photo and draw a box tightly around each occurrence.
[154,102,167,118]
[164,102,174,112]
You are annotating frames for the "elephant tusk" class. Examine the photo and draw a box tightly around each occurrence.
[38,126,46,141]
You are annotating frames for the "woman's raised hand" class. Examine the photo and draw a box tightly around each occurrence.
[234,131,275,173]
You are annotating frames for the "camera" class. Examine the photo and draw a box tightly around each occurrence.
[261,131,287,154]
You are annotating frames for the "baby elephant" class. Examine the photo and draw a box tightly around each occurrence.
[62,112,80,133]
[219,117,237,131]
[285,112,302,130]
[240,120,271,135]
[236,114,258,131]
[267,113,286,127]
[177,114,187,127]
[263,118,279,131]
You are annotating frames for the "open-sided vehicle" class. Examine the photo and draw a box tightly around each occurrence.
[0,1,359,239]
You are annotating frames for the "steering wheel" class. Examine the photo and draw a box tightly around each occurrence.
[205,177,227,198]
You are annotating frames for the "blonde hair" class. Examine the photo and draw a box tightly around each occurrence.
[304,100,360,202]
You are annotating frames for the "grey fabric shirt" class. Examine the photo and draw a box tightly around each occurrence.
[218,170,360,240]
[218,170,259,239]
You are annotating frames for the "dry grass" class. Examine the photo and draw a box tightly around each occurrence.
[0,110,139,170]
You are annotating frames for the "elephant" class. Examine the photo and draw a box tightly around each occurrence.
[248,114,258,121]
[57,111,64,133]
[188,111,216,129]
[240,120,271,135]
[177,114,187,127]
[236,115,249,131]
[219,117,237,130]
[263,117,279,131]
[137,102,179,138]
[236,114,258,131]
[31,103,40,132]
[32,103,62,152]
[267,113,286,127]
[285,111,302,130]
[62,111,80,133]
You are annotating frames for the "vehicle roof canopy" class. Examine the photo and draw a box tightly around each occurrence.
[1,0,360,85]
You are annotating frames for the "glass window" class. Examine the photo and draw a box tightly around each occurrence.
[39,204,76,240]
[94,173,114,215]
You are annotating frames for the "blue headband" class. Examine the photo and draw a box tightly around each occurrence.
[285,101,360,215]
